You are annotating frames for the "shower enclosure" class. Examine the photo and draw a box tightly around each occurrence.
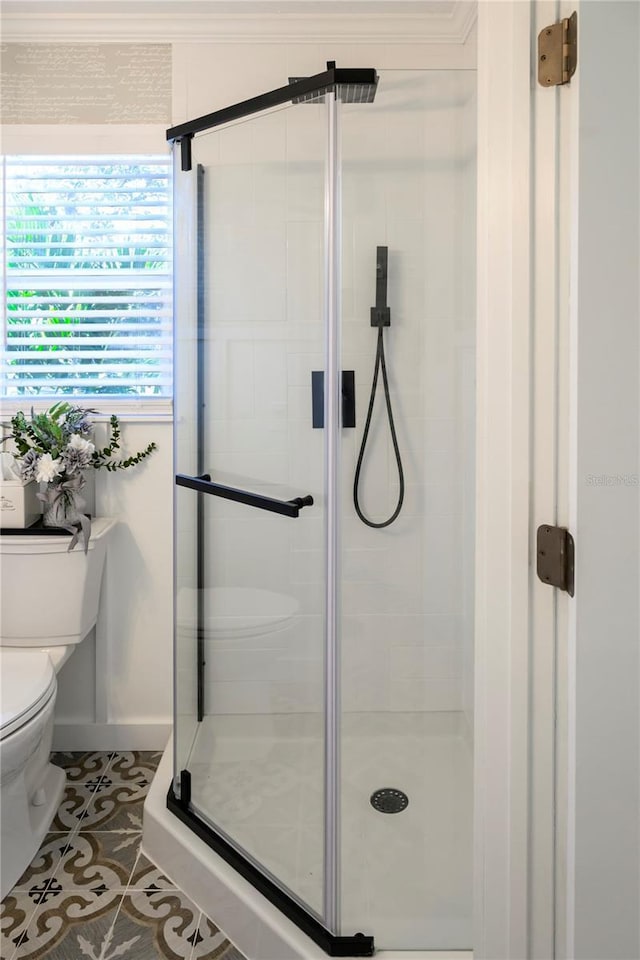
[170,62,476,955]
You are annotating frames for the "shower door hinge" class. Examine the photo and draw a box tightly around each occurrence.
[178,769,192,808]
[536,524,575,597]
[538,11,577,86]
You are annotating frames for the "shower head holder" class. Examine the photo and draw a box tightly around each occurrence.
[371,305,391,327]
[371,245,391,327]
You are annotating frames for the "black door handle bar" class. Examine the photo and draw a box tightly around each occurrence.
[176,474,314,518]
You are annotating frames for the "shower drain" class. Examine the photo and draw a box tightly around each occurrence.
[370,788,409,814]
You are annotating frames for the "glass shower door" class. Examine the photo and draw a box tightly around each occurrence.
[174,100,329,919]
[338,70,475,949]
[171,62,474,954]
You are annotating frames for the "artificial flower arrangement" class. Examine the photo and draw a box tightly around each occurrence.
[3,402,156,550]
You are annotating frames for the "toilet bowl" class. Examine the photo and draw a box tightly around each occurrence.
[0,517,115,898]
[0,649,65,896]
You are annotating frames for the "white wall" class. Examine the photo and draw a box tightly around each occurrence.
[1,38,175,749]
[52,420,174,749]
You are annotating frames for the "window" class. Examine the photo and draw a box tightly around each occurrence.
[1,156,172,401]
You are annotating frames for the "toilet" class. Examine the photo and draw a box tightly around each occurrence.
[0,517,115,898]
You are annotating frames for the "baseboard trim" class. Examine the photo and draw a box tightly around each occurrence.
[53,722,172,751]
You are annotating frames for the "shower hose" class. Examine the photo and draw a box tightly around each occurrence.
[353,325,405,528]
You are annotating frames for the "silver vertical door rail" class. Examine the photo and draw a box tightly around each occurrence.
[323,86,341,934]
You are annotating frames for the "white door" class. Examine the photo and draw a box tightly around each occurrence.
[560,3,640,959]
[476,3,639,958]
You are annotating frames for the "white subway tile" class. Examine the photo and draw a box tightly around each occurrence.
[253,163,287,223]
[342,546,388,583]
[389,679,463,712]
[344,613,458,648]
[208,164,254,226]
[207,681,323,714]
[250,111,287,163]
[227,340,255,418]
[287,351,324,386]
[218,122,254,164]
[290,548,323,585]
[391,645,462,681]
[286,221,323,325]
[286,165,324,221]
[285,109,325,163]
[253,340,288,415]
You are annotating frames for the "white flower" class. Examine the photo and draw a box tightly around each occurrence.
[35,453,64,483]
[68,433,95,455]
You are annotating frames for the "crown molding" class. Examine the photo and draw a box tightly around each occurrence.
[0,1,477,44]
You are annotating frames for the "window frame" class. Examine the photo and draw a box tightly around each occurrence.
[1,152,174,421]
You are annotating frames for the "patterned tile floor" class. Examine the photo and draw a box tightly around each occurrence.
[1,752,245,960]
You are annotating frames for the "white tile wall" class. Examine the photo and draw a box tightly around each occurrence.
[176,68,476,718]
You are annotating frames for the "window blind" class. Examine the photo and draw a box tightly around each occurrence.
[2,156,173,399]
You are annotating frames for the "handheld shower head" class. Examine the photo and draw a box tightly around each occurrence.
[354,246,405,529]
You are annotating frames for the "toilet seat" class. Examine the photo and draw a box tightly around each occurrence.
[0,650,56,741]
[177,587,299,640]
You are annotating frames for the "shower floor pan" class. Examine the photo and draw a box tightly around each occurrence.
[143,713,473,957]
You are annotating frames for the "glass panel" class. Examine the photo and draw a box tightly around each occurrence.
[188,490,325,914]
[175,100,328,918]
[174,481,200,782]
[174,148,200,786]
[339,70,476,949]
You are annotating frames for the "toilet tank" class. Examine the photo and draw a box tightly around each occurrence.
[0,517,116,646]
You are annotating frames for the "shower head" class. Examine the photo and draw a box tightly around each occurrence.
[288,81,332,105]
[288,65,379,105]
[337,73,379,104]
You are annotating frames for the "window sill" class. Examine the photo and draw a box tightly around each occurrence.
[0,397,174,424]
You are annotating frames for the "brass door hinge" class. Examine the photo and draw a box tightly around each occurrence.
[536,525,575,596]
[538,11,577,86]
